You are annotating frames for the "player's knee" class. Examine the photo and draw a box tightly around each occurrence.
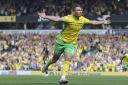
[65,56,71,62]
[64,53,72,61]
[52,55,59,63]
[52,59,57,63]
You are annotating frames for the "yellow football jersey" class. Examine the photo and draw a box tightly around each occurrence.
[56,15,90,44]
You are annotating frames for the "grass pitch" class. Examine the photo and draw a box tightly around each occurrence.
[0,75,128,85]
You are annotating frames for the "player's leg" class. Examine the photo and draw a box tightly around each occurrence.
[42,43,64,73]
[59,53,71,84]
[42,54,61,73]
[59,44,75,84]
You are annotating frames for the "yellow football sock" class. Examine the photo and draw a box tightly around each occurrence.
[62,61,71,77]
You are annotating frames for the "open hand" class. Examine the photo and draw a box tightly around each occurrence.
[103,20,111,24]
[38,12,46,18]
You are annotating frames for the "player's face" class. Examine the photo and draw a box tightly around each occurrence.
[73,7,83,17]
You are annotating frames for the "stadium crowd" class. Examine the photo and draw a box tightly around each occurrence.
[0,0,128,73]
[0,32,127,72]
[0,0,128,16]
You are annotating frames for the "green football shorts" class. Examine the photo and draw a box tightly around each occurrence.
[54,40,76,57]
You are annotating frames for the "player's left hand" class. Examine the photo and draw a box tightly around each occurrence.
[103,20,111,24]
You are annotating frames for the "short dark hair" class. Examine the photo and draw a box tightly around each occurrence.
[72,4,82,11]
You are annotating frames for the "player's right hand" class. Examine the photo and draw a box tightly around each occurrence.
[38,12,46,18]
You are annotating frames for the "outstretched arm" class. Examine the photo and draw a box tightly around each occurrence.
[38,12,63,22]
[90,20,111,25]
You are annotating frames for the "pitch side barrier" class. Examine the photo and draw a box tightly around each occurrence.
[1,29,127,35]
[0,70,128,76]
[112,29,128,35]
[0,29,108,35]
